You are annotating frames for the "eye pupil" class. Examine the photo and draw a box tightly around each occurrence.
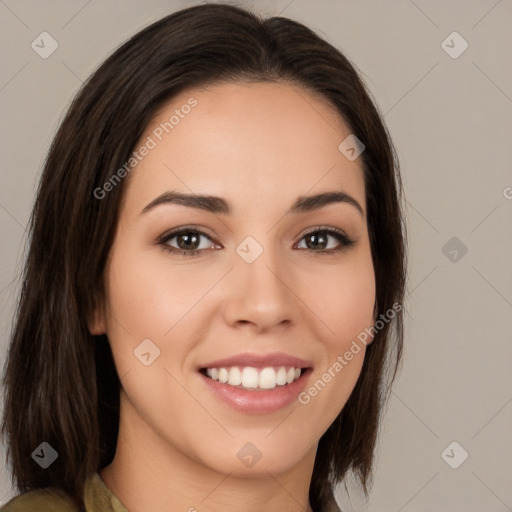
[307,233,327,250]
[178,232,199,250]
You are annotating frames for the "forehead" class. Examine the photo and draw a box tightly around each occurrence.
[122,81,366,216]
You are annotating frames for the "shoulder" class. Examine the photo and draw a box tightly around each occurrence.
[0,487,79,512]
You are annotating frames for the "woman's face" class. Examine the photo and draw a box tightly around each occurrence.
[92,81,376,478]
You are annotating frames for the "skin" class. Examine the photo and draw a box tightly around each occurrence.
[90,81,376,512]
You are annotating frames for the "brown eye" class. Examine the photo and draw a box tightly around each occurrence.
[173,232,202,251]
[297,228,355,254]
[158,228,218,256]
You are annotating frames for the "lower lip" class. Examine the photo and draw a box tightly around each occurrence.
[199,369,312,414]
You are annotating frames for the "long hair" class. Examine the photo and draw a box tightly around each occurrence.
[1,4,407,511]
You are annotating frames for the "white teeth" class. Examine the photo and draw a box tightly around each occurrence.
[241,367,259,388]
[227,367,242,386]
[218,368,229,383]
[259,367,277,389]
[203,366,303,390]
[276,367,287,385]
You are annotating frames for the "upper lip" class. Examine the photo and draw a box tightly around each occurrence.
[198,352,313,370]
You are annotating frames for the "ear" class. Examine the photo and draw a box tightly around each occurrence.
[87,306,107,335]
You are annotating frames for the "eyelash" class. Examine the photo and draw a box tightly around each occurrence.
[156,226,356,257]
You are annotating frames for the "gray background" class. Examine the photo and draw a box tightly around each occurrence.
[1,0,511,510]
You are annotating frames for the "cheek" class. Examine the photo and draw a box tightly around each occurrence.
[331,270,375,344]
[310,252,376,350]
[102,248,205,419]
[106,245,208,335]
[103,240,224,379]
[297,258,374,425]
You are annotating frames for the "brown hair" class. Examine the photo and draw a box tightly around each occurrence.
[1,3,407,511]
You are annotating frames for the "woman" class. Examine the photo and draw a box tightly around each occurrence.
[0,3,407,511]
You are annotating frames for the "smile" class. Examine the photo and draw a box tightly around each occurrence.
[198,366,313,414]
[200,365,302,390]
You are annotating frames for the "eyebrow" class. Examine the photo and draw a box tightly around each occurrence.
[140,190,365,218]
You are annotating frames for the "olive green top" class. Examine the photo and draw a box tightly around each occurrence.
[0,472,128,512]
[0,472,341,511]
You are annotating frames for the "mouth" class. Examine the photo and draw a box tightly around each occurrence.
[198,365,312,391]
[198,365,313,414]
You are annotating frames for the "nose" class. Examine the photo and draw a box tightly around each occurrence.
[222,245,298,333]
